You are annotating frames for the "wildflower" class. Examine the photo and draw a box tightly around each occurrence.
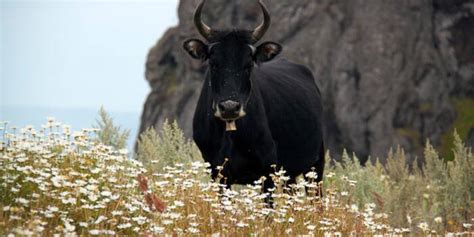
[187,227,200,233]
[132,216,148,225]
[79,222,88,227]
[89,229,100,235]
[151,226,165,234]
[349,180,357,187]
[117,223,132,229]
[48,206,59,212]
[50,175,63,187]
[94,216,107,224]
[100,190,112,197]
[221,200,232,206]
[170,213,182,220]
[401,228,410,232]
[305,171,318,179]
[64,221,76,232]
[350,204,359,213]
[110,194,120,200]
[236,221,249,228]
[162,220,173,225]
[88,194,99,202]
[434,217,442,224]
[16,198,29,206]
[111,210,123,216]
[104,230,116,235]
[62,197,77,205]
[10,215,22,220]
[418,222,429,232]
[90,168,101,174]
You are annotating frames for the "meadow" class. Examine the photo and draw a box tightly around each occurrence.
[0,109,472,236]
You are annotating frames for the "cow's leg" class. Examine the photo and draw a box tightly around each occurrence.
[303,166,324,198]
[262,177,275,208]
[313,141,325,198]
[283,176,298,195]
[250,123,278,172]
[254,145,278,181]
[212,168,232,201]
[303,175,323,199]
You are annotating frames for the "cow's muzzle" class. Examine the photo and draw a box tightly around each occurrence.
[215,100,246,121]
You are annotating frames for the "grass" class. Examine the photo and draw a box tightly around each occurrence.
[0,111,472,235]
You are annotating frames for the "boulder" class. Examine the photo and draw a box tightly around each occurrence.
[139,0,474,163]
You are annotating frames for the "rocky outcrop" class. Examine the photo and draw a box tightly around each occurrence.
[139,0,474,163]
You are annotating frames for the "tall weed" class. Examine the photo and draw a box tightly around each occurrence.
[136,120,201,173]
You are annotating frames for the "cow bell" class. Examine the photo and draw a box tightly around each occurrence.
[226,120,237,131]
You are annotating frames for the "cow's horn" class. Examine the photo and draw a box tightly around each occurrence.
[251,0,271,43]
[194,0,213,40]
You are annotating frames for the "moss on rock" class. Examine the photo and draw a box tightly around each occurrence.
[440,98,474,160]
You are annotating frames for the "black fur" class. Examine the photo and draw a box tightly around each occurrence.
[187,30,324,192]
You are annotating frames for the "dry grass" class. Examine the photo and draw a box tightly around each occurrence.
[0,114,472,236]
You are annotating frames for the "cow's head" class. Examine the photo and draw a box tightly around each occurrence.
[183,0,282,121]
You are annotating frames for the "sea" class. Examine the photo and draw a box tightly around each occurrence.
[0,106,141,151]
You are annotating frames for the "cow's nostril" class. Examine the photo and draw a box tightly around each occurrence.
[219,100,241,113]
[218,103,226,112]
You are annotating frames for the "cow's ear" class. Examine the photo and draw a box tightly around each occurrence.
[254,41,282,63]
[183,39,208,60]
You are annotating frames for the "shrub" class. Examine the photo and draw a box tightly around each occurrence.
[135,120,201,173]
[325,132,473,232]
[93,107,130,150]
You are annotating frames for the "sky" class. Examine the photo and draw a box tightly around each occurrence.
[1,0,179,113]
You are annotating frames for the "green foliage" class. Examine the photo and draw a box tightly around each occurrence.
[440,98,474,160]
[325,131,473,230]
[382,147,424,229]
[136,120,201,173]
[93,107,130,150]
[325,150,385,208]
[445,133,473,224]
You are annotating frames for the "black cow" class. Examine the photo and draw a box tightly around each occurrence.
[183,0,324,194]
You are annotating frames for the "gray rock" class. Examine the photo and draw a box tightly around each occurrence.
[138,0,474,163]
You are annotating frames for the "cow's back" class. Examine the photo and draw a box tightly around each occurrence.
[252,58,324,176]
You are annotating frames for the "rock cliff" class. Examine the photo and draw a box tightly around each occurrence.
[139,0,474,163]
